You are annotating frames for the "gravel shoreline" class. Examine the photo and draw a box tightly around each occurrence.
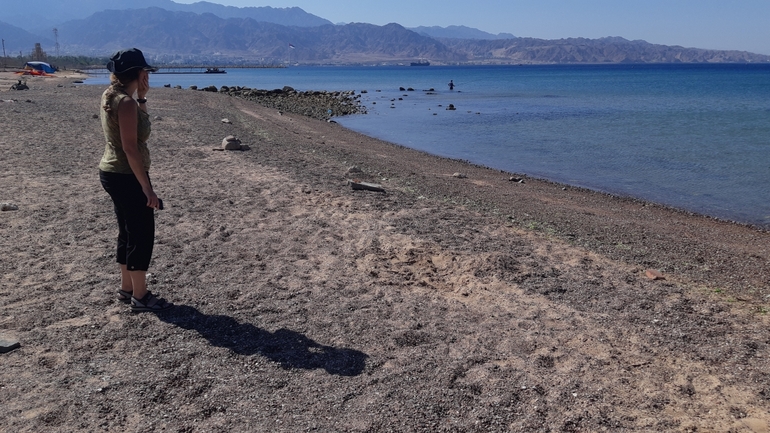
[1,75,769,432]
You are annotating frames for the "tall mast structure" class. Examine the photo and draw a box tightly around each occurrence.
[53,28,60,57]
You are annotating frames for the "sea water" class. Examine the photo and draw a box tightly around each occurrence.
[88,64,770,227]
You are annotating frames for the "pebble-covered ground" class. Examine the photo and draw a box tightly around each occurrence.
[0,74,769,432]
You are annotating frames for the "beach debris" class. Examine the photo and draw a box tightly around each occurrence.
[221,118,232,124]
[223,136,242,150]
[453,173,467,179]
[10,80,29,91]
[645,269,665,280]
[0,337,20,354]
[213,135,249,151]
[1,203,19,211]
[349,179,385,192]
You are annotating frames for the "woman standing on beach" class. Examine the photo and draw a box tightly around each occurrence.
[99,48,172,312]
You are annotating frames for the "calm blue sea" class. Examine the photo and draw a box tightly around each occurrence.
[89,64,770,227]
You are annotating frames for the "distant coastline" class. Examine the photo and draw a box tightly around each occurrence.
[9,7,768,66]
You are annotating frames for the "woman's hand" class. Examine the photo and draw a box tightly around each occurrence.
[136,70,150,100]
[142,186,160,209]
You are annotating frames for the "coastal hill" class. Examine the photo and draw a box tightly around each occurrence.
[3,2,770,64]
[0,22,54,56]
[49,8,770,64]
[410,25,516,40]
[55,8,462,64]
[442,36,769,64]
[2,0,331,34]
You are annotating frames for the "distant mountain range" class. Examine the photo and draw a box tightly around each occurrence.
[410,26,515,40]
[1,1,769,65]
[0,22,54,56]
[3,0,331,34]
[441,36,769,64]
[51,8,461,63]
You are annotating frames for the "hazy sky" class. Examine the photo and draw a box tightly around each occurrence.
[174,0,770,55]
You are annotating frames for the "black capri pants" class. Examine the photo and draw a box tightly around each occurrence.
[100,170,155,271]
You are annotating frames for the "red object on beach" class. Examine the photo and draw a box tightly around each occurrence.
[645,269,665,280]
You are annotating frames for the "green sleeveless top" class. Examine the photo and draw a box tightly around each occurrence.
[99,85,151,174]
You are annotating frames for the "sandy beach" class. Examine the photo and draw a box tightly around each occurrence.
[1,72,769,432]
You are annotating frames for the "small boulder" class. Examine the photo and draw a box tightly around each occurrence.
[1,203,19,211]
[222,136,243,150]
[0,337,20,354]
[221,118,232,124]
[452,173,467,179]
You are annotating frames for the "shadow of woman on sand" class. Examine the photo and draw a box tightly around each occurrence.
[157,305,368,377]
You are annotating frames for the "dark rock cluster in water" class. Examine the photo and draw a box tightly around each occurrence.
[214,85,366,120]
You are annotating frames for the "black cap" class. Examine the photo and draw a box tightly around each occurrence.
[106,48,158,74]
